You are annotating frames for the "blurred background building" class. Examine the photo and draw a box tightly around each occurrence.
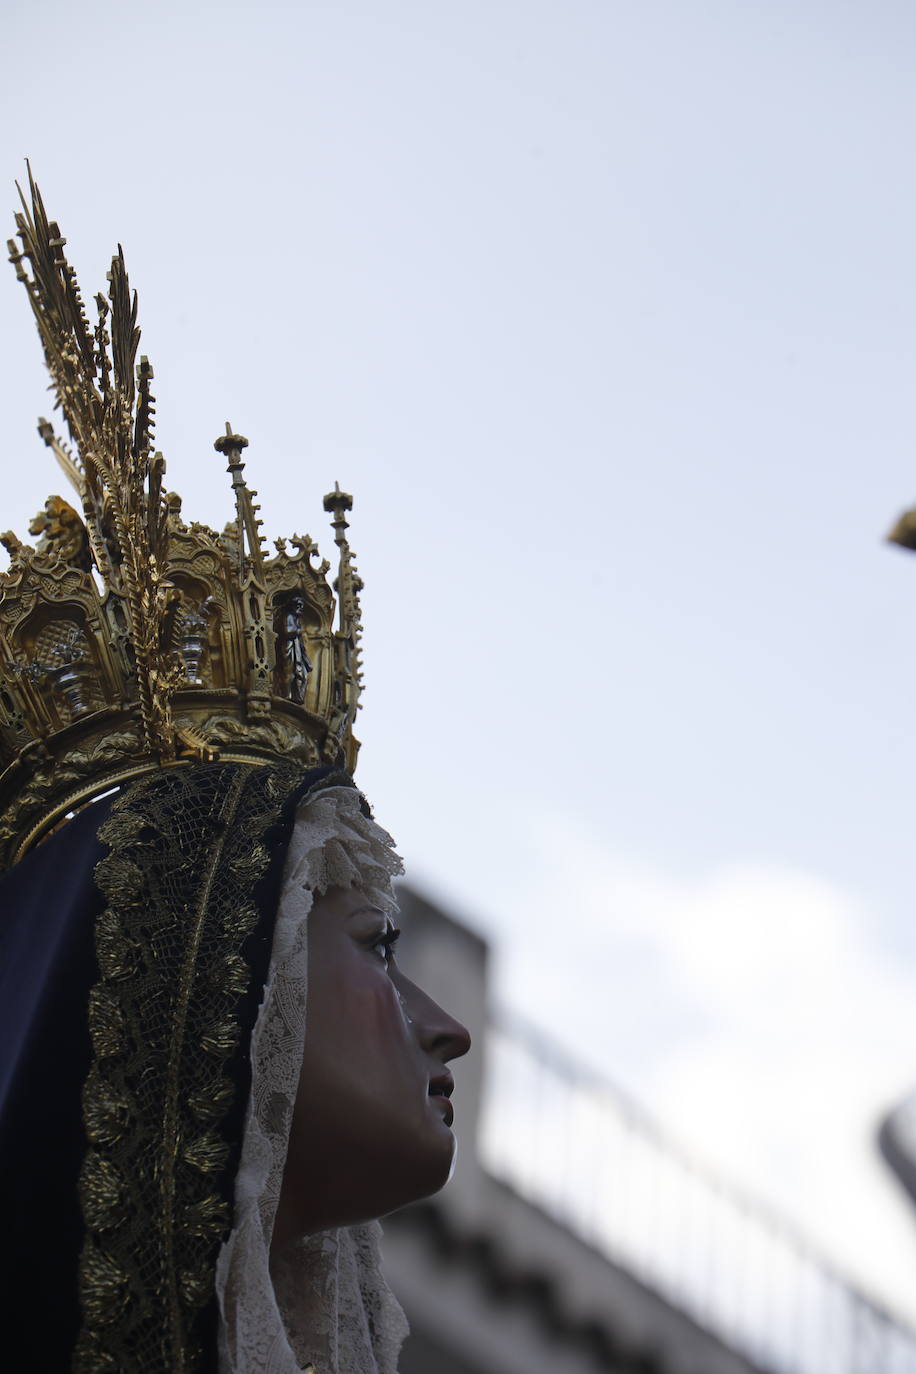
[386,886,916,1374]
[880,1094,916,1222]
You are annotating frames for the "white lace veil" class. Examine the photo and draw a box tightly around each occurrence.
[215,785,410,1373]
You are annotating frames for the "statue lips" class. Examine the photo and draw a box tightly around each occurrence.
[427,1071,455,1128]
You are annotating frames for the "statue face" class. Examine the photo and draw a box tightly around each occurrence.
[273,885,471,1247]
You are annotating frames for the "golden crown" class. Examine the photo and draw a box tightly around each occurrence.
[0,172,363,871]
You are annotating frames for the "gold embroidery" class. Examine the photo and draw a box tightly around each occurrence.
[75,761,306,1373]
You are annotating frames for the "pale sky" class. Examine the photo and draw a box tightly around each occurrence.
[3,0,916,1330]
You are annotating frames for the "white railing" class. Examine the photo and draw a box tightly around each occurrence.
[479,1011,916,1374]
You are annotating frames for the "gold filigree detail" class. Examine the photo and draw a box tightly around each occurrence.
[75,761,308,1373]
[0,175,363,871]
[28,494,92,570]
[182,712,322,766]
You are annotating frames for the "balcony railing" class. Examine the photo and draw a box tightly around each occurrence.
[479,1010,916,1374]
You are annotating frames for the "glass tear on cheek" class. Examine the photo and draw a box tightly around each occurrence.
[397,988,413,1025]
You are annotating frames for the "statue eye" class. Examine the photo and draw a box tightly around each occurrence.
[372,925,401,965]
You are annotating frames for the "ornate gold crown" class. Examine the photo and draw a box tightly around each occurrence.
[0,172,364,871]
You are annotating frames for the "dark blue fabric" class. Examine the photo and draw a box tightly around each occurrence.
[0,763,345,1372]
[0,797,114,1372]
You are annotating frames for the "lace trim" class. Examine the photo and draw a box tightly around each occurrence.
[76,762,305,1374]
[216,786,409,1374]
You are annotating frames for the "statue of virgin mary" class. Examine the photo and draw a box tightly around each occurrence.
[0,178,470,1374]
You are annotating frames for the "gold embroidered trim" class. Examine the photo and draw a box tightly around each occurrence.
[75,761,305,1373]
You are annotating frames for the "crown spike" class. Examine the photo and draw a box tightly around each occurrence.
[0,177,363,870]
[323,481,363,737]
[323,482,358,631]
[215,423,266,580]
